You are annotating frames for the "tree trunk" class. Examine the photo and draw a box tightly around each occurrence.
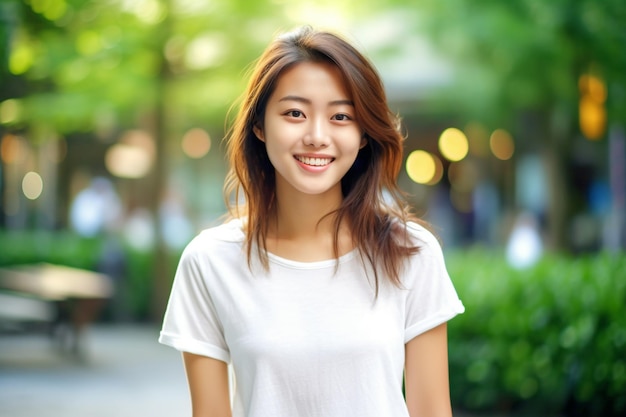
[543,144,570,251]
[148,3,173,323]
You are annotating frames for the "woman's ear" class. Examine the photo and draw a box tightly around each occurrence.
[359,134,368,149]
[253,124,265,142]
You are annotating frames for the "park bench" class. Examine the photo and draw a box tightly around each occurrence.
[0,263,113,359]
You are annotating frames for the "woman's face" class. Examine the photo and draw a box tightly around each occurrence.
[254,61,365,201]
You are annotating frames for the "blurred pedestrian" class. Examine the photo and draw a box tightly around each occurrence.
[159,26,464,417]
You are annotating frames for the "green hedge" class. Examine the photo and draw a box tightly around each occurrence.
[0,230,102,269]
[446,248,626,416]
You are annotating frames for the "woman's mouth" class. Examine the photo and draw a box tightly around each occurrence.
[294,156,334,166]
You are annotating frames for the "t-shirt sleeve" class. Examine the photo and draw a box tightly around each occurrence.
[403,224,465,343]
[158,238,231,363]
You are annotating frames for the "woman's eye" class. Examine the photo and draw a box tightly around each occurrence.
[285,110,303,118]
[333,113,352,121]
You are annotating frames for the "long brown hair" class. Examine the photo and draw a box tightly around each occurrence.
[224,26,421,292]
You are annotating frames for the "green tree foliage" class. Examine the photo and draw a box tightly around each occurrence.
[392,0,626,126]
[0,0,293,133]
[1,0,378,134]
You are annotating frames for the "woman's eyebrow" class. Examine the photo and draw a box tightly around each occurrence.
[329,99,354,107]
[278,95,354,106]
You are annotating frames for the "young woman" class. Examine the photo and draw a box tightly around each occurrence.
[159,26,465,417]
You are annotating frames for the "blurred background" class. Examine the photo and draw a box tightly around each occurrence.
[0,0,624,416]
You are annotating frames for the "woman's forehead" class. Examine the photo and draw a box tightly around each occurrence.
[269,61,352,103]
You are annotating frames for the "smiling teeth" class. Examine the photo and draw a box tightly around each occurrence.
[296,156,333,166]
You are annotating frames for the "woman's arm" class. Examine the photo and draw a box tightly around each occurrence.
[182,352,232,417]
[404,323,453,417]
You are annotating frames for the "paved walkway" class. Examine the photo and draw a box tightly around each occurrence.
[0,324,191,417]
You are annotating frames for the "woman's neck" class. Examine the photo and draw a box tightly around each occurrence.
[265,190,354,262]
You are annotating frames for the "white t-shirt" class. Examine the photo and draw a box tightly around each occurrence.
[159,219,464,417]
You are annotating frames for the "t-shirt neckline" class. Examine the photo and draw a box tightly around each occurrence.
[229,217,359,270]
[266,249,357,270]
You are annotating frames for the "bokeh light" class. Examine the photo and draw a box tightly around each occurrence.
[9,43,34,75]
[490,129,515,160]
[579,74,607,103]
[76,30,102,56]
[22,171,44,200]
[406,150,436,184]
[106,144,151,179]
[124,0,166,25]
[579,98,606,141]
[120,129,155,157]
[578,74,606,141]
[185,34,227,70]
[105,130,155,179]
[29,0,68,20]
[0,134,27,164]
[181,128,211,159]
[0,99,23,124]
[427,153,444,186]
[438,127,469,162]
[70,177,122,237]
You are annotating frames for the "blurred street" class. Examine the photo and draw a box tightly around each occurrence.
[0,324,191,417]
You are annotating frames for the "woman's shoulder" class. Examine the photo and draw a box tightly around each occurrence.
[184,218,245,255]
[200,218,245,241]
[392,220,447,272]
[401,220,441,248]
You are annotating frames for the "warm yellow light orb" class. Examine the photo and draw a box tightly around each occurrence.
[490,129,515,160]
[579,74,607,103]
[1,134,27,164]
[578,74,607,140]
[579,96,606,141]
[426,154,444,186]
[406,150,436,184]
[438,127,469,162]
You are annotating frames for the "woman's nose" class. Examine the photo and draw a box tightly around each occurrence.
[304,118,330,147]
